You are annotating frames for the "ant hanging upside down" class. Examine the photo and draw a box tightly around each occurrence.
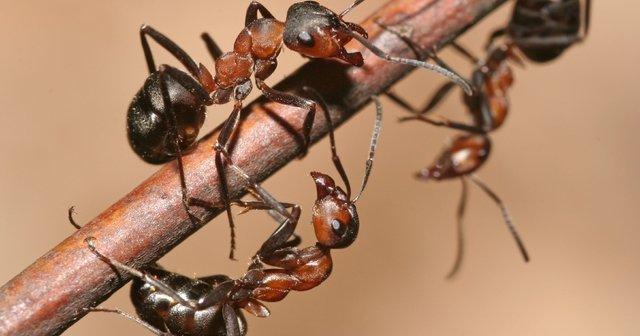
[126,0,471,259]
[379,22,529,278]
[79,90,383,335]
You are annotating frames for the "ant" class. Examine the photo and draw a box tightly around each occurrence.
[126,1,470,260]
[486,0,591,62]
[377,24,529,277]
[79,90,383,335]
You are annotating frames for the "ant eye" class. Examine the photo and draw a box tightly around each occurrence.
[330,219,345,236]
[297,31,315,47]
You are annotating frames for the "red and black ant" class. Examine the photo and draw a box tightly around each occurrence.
[80,91,382,335]
[378,26,529,277]
[126,0,470,259]
[486,0,591,62]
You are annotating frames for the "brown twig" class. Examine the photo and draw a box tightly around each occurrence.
[0,0,507,334]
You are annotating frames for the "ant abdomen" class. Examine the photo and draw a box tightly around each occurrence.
[418,134,491,181]
[131,267,247,336]
[127,73,206,164]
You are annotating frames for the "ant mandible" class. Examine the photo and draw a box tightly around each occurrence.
[81,91,382,335]
[486,0,591,62]
[378,28,529,278]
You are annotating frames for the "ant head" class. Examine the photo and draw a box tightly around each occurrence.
[310,172,359,249]
[284,1,364,66]
[417,135,491,181]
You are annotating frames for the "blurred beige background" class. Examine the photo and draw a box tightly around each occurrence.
[1,0,638,335]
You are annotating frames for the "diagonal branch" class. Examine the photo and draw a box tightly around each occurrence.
[0,0,507,335]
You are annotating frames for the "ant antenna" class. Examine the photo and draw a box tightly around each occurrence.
[347,32,474,95]
[339,0,365,19]
[467,174,530,263]
[301,87,382,203]
[446,178,469,279]
[352,95,382,203]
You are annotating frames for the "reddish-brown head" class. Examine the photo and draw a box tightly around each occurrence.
[310,172,359,249]
[417,134,491,181]
[283,1,364,66]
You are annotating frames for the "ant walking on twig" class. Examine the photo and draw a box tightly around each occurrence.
[378,23,529,278]
[80,90,382,335]
[486,0,591,62]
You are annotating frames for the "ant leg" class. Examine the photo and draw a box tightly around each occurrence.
[223,304,242,336]
[399,113,486,134]
[301,87,351,198]
[255,79,317,157]
[449,42,480,64]
[485,27,506,49]
[245,1,274,25]
[388,81,456,117]
[68,206,81,229]
[214,100,244,259]
[158,65,210,225]
[583,0,591,37]
[86,307,173,336]
[201,32,224,61]
[446,178,469,280]
[233,200,303,249]
[139,25,200,77]
[85,237,199,309]
[467,174,530,263]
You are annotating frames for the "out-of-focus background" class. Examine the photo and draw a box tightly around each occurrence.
[1,0,638,335]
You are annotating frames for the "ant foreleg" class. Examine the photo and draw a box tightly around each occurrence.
[139,25,200,77]
[85,307,173,336]
[245,1,275,25]
[446,178,469,280]
[255,78,317,157]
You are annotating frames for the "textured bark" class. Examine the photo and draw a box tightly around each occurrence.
[0,0,507,334]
